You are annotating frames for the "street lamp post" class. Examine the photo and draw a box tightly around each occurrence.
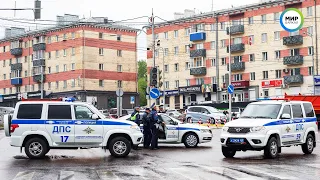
[305,32,315,95]
[156,47,165,109]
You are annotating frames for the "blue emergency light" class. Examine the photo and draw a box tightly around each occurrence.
[256,98,289,101]
[62,97,76,102]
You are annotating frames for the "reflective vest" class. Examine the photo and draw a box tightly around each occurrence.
[130,112,138,121]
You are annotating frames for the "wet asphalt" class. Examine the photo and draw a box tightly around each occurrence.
[1,129,320,180]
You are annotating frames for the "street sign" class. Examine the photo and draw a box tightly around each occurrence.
[130,96,135,104]
[227,84,234,94]
[116,88,124,97]
[149,88,160,99]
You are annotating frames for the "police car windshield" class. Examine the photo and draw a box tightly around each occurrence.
[240,104,281,119]
[87,104,106,119]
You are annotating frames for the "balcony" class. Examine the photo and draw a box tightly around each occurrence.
[226,25,245,35]
[11,78,22,85]
[10,63,22,71]
[284,74,303,84]
[10,48,23,56]
[190,67,207,76]
[283,55,303,65]
[32,43,46,51]
[227,43,245,53]
[190,32,206,41]
[33,74,46,83]
[227,62,245,72]
[190,49,206,58]
[33,59,46,67]
[283,35,303,46]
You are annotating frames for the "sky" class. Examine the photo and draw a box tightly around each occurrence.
[0,0,259,59]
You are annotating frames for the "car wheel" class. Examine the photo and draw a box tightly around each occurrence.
[25,137,48,159]
[183,133,198,148]
[108,136,131,157]
[302,133,315,154]
[264,137,278,159]
[222,146,236,158]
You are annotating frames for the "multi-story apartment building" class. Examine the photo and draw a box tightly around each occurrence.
[0,22,138,109]
[147,0,319,109]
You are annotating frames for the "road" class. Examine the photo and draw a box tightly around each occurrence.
[1,129,320,180]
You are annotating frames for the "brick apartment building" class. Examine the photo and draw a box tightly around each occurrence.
[147,0,319,109]
[0,19,139,109]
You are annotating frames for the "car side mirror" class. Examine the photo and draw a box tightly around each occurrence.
[281,113,291,119]
[91,114,100,120]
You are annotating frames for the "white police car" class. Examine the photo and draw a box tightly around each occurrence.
[120,113,213,147]
[3,99,143,159]
[220,98,318,159]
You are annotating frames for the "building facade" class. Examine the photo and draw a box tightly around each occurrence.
[147,0,319,109]
[0,22,139,109]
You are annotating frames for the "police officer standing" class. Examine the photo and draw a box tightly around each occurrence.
[130,107,141,125]
[150,106,161,150]
[142,108,152,148]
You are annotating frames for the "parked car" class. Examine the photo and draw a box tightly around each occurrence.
[231,107,244,119]
[167,111,186,122]
[186,106,227,124]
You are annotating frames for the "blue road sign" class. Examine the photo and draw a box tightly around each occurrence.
[150,88,160,99]
[227,84,234,94]
[130,96,135,104]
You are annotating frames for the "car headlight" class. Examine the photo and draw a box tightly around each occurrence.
[250,126,266,132]
[200,129,210,133]
[131,125,141,131]
[222,126,229,132]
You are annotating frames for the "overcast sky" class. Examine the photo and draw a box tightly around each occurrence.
[0,0,259,59]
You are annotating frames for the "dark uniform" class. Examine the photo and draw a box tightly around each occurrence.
[142,111,152,148]
[150,109,160,149]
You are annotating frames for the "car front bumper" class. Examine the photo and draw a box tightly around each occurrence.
[220,132,267,150]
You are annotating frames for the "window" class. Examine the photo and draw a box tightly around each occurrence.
[212,76,217,84]
[274,12,280,22]
[48,82,51,90]
[48,67,51,74]
[56,81,59,89]
[17,104,43,119]
[274,31,280,40]
[174,63,179,71]
[303,103,315,117]
[276,70,281,78]
[56,35,59,42]
[63,64,67,72]
[220,22,225,30]
[193,57,203,67]
[2,60,5,67]
[175,80,179,88]
[99,32,103,39]
[71,79,75,87]
[211,23,217,31]
[262,33,267,43]
[248,17,254,24]
[48,105,71,119]
[174,30,178,38]
[211,41,215,49]
[117,35,121,41]
[275,50,281,59]
[292,104,303,118]
[74,105,94,119]
[71,63,75,70]
[71,32,75,39]
[3,74,6,80]
[307,26,313,35]
[3,88,5,94]
[211,59,216,66]
[248,35,254,45]
[221,40,226,47]
[71,47,75,56]
[308,46,314,55]
[290,48,300,56]
[185,62,190,70]
[117,65,122,72]
[221,58,226,65]
[185,45,190,53]
[185,28,191,36]
[174,46,179,55]
[99,80,104,87]
[99,64,104,70]
[164,65,169,72]
[261,15,266,24]
[9,59,12,65]
[48,52,51,59]
[233,56,242,63]
[63,80,67,88]
[63,49,67,56]
[281,105,291,118]
[164,32,168,39]
[99,48,103,55]
[117,80,122,88]
[9,87,12,94]
[16,86,20,93]
[291,68,300,76]
[250,72,255,81]
[263,71,268,79]
[308,66,314,75]
[24,70,27,77]
[195,24,205,32]
[186,79,190,86]
[290,30,299,36]
[233,37,242,44]
[196,78,204,85]
[196,43,204,50]
[307,7,313,16]
[63,34,67,40]
[263,90,269,97]
[249,54,255,62]
[47,37,51,44]
[222,75,225,83]
[164,81,169,89]
[56,50,59,58]
[262,52,268,61]
[24,56,27,63]
[56,65,59,73]
[154,50,158,57]
[164,48,169,56]
[233,74,242,81]
[117,50,122,57]
[31,85,34,91]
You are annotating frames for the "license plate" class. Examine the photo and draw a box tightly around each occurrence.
[230,138,244,143]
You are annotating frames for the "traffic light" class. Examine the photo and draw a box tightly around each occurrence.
[158,69,163,88]
[150,67,158,86]
[34,0,41,19]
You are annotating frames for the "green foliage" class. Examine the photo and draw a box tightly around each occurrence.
[138,60,147,79]
[138,60,147,106]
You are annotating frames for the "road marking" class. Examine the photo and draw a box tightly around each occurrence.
[13,171,35,180]
[59,171,74,180]
[235,166,298,180]
[198,166,265,180]
[96,170,122,180]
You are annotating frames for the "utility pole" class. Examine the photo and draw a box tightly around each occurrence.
[41,66,43,99]
[152,9,156,68]
[314,0,319,75]
[215,13,220,103]
[228,21,232,122]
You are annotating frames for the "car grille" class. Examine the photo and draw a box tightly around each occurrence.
[227,127,250,134]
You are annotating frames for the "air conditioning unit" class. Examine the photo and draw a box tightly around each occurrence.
[189,44,193,48]
[217,87,222,91]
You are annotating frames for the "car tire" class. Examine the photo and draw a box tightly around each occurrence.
[264,137,278,159]
[222,146,236,158]
[302,133,315,154]
[25,137,48,159]
[183,133,198,148]
[108,136,131,157]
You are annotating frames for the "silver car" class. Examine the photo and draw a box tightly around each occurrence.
[186,106,227,124]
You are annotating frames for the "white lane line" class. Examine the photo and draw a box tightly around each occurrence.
[198,166,265,180]
[59,171,75,180]
[96,170,122,180]
[12,171,35,180]
[236,166,298,180]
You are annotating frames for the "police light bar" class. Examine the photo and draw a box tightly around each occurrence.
[256,98,290,101]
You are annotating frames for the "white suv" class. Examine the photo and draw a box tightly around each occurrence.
[3,100,143,159]
[220,99,318,159]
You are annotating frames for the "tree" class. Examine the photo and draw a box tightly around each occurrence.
[138,60,147,79]
[138,60,147,106]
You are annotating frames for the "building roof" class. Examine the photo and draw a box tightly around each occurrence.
[0,22,139,43]
[153,0,301,28]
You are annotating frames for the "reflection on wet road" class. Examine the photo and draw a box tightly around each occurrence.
[1,129,320,180]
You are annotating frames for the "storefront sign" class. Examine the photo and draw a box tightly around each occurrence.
[160,90,179,96]
[231,81,249,89]
[179,85,202,94]
[261,80,283,88]
[1,91,44,102]
[314,76,320,86]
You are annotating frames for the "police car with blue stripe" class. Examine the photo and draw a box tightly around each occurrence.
[3,98,143,159]
[220,98,318,159]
